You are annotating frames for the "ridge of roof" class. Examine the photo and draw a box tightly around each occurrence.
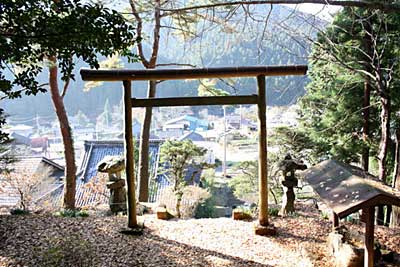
[41,157,64,171]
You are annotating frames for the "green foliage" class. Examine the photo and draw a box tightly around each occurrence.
[228,155,284,205]
[269,126,315,163]
[200,169,218,192]
[320,211,330,220]
[197,79,230,97]
[0,118,16,173]
[55,209,89,218]
[194,197,216,218]
[228,161,258,203]
[159,140,208,217]
[159,140,207,192]
[3,5,313,121]
[268,207,279,217]
[10,208,30,216]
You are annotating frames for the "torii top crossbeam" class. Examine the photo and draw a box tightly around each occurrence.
[80,65,307,81]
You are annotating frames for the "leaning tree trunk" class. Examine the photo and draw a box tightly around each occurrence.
[49,56,76,210]
[138,80,156,202]
[132,0,161,202]
[377,95,391,225]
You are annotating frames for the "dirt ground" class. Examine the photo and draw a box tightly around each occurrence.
[0,204,399,267]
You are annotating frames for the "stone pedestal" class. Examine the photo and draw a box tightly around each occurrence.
[97,155,127,214]
[254,224,277,236]
[107,179,127,214]
[280,179,297,216]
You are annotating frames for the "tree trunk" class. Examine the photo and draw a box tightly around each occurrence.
[361,80,371,171]
[391,128,400,227]
[361,20,372,172]
[137,80,156,202]
[49,56,76,210]
[377,95,390,225]
[378,94,391,182]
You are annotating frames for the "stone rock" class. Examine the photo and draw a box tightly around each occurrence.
[232,210,252,221]
[327,227,364,267]
[156,207,174,220]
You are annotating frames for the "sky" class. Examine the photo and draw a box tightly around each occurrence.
[285,3,342,21]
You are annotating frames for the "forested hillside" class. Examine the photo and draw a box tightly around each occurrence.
[3,5,319,122]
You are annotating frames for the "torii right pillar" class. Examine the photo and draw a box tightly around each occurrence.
[255,75,276,236]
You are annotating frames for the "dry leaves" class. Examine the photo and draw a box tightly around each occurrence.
[0,204,398,267]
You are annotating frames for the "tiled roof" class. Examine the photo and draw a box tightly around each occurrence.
[0,157,64,208]
[178,131,205,142]
[49,139,170,207]
[42,139,205,208]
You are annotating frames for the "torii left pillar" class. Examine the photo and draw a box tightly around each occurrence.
[122,80,139,232]
[255,75,276,236]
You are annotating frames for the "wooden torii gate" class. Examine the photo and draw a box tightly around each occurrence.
[80,65,307,234]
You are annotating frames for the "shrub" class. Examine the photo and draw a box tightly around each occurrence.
[159,186,212,218]
[194,196,216,218]
[10,208,30,215]
[321,211,330,220]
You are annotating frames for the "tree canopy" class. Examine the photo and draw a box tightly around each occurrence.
[298,7,400,175]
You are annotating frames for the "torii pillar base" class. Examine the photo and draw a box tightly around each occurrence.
[255,224,277,236]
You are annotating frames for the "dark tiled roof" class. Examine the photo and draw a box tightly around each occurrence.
[178,131,205,142]
[49,139,170,207]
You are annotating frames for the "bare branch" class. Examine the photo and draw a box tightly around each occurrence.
[160,1,400,13]
[149,0,161,67]
[61,77,70,99]
[129,0,150,68]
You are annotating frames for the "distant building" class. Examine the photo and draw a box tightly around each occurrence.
[10,132,30,146]
[30,137,49,155]
[7,124,34,137]
[240,119,257,136]
[163,115,210,132]
[226,114,241,130]
[178,131,205,142]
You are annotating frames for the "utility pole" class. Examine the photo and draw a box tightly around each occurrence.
[223,105,227,178]
[36,114,40,134]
